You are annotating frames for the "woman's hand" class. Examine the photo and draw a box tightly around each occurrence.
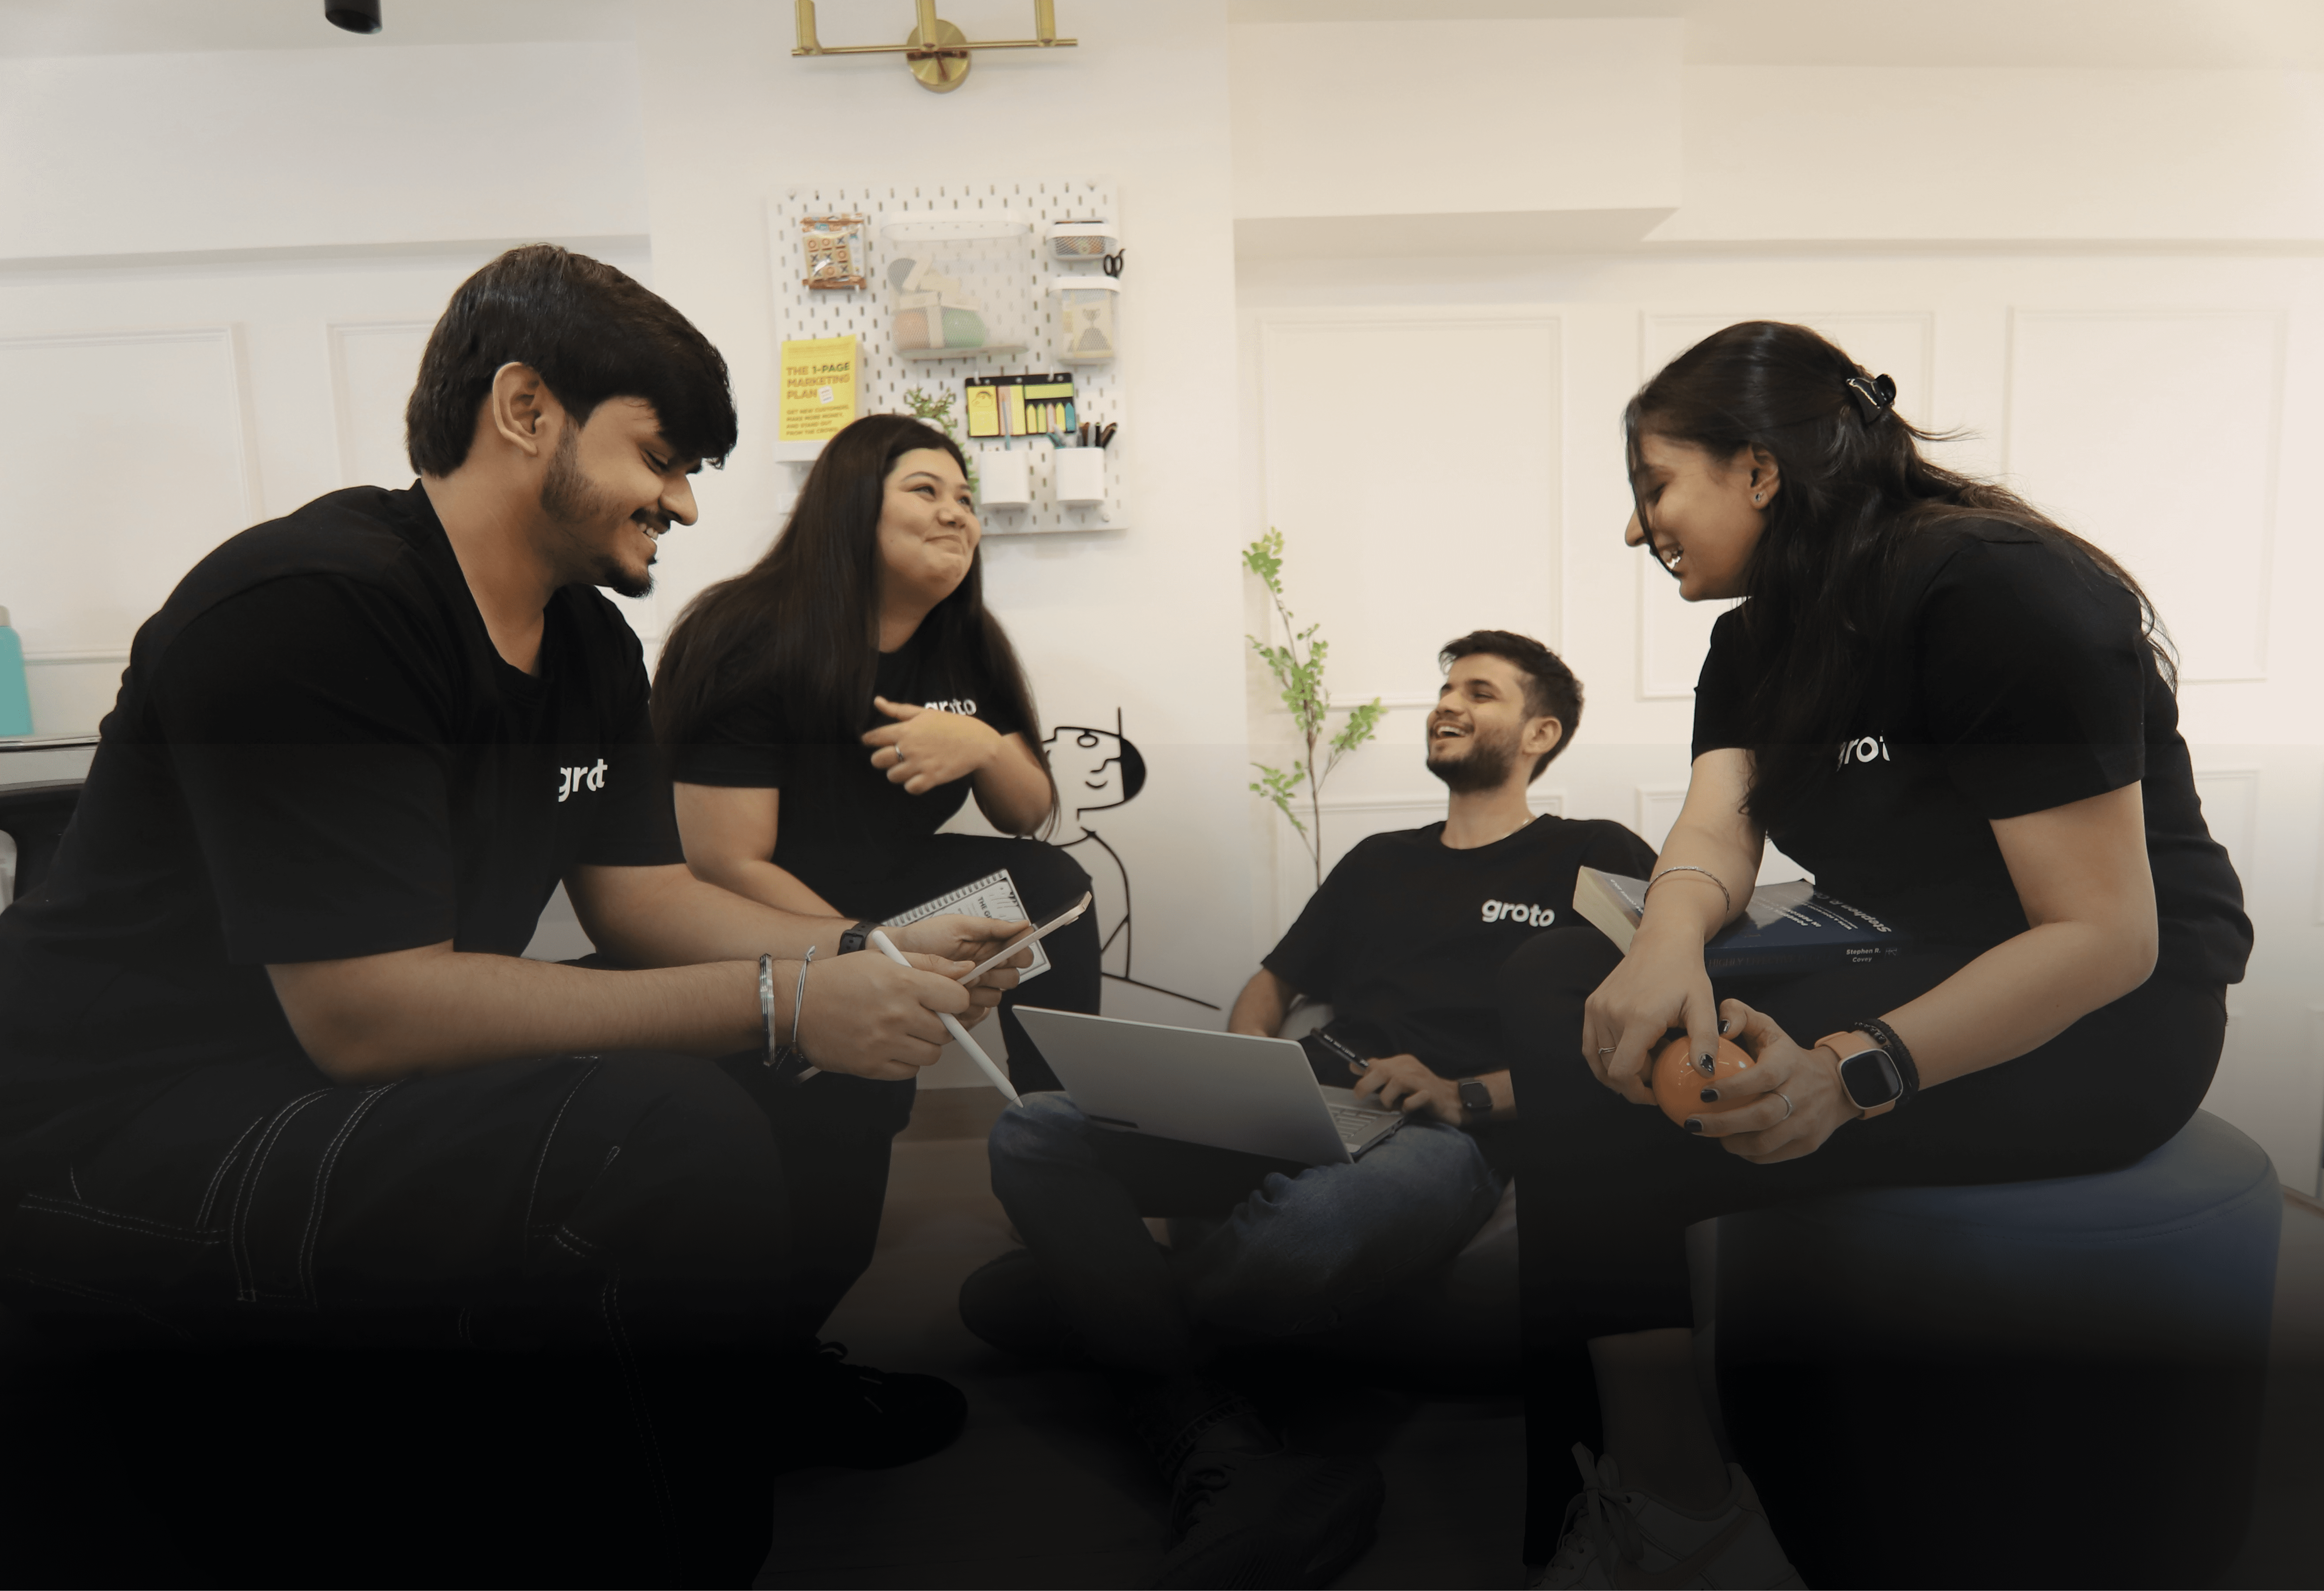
[1687,1000,1859,1163]
[862,698,1001,794]
[1581,923,1720,1104]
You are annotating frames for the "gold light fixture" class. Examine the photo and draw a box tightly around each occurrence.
[793,1,1075,94]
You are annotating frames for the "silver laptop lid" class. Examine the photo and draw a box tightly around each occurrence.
[1012,1007,1360,1166]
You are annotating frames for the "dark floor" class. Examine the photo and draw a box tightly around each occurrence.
[759,1087,2324,1591]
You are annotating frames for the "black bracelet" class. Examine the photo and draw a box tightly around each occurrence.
[839,920,877,956]
[1850,1015,1920,1103]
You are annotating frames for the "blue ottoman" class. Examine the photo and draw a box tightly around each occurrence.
[1708,1109,2281,1589]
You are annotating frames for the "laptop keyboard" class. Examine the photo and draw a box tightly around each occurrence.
[1329,1102,1399,1147]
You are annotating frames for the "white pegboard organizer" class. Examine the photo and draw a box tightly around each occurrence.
[768,178,1127,536]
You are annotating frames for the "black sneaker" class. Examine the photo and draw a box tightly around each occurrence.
[958,1248,1088,1363]
[780,1341,967,1470]
[1126,1380,1383,1590]
[1149,1445,1385,1589]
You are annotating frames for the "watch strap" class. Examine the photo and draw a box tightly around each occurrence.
[839,920,877,956]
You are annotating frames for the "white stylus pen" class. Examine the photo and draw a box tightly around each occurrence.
[864,928,1021,1105]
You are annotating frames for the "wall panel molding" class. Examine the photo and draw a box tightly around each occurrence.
[327,319,434,489]
[2191,767,2262,886]
[0,324,258,659]
[2003,307,2285,684]
[1255,307,1563,705]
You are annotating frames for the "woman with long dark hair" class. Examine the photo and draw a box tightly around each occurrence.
[1500,323,2249,1586]
[654,413,1098,1322]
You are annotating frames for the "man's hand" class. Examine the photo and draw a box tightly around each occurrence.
[881,912,1032,1021]
[862,699,1002,795]
[1349,1052,1462,1125]
[797,951,985,1080]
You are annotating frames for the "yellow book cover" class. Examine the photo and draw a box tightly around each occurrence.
[778,335,858,442]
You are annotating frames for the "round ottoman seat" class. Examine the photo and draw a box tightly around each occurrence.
[1709,1108,2281,1589]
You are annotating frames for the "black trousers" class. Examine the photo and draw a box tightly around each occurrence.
[822,832,1103,1096]
[0,1044,902,1587]
[1496,926,2227,1561]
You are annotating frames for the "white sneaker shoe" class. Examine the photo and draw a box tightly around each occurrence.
[1534,1444,1805,1589]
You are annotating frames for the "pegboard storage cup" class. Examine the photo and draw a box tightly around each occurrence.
[1052,446,1107,505]
[977,449,1032,511]
[1045,221,1118,263]
[1050,277,1120,364]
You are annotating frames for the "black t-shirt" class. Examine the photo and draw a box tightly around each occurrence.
[0,484,681,1182]
[1264,815,1659,1080]
[668,627,1023,905]
[1691,519,2250,987]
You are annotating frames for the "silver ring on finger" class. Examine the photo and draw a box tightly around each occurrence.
[1596,1047,1615,1056]
[1776,1092,1794,1122]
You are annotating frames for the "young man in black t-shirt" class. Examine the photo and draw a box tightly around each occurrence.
[0,246,1024,1584]
[967,631,1656,1587]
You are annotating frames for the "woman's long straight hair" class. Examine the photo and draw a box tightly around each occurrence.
[652,413,1054,826]
[1627,321,2170,833]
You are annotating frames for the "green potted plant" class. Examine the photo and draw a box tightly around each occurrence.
[1244,529,1383,892]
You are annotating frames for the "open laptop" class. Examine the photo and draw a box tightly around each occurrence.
[1011,1007,1407,1166]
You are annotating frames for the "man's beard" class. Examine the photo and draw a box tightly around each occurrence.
[1426,725,1522,794]
[541,425,654,600]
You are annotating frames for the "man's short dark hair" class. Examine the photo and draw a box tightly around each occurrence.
[1439,629,1583,780]
[405,244,739,476]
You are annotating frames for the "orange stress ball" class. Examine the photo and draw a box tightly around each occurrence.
[1651,1034,1757,1128]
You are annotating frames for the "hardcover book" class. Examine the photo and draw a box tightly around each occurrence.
[1572,867,1909,978]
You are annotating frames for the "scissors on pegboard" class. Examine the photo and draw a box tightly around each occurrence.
[1102,248,1126,279]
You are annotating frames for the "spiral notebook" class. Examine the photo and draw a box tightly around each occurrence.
[885,868,1052,983]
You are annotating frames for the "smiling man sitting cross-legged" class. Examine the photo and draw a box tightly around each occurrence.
[962,630,1658,1589]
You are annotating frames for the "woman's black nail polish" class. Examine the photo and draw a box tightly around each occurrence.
[1718,1017,1731,1035]
[1684,1118,1705,1134]
[1700,1088,1719,1103]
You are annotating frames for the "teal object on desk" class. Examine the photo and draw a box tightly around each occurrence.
[0,607,34,737]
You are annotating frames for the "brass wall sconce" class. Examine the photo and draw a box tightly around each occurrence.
[793,2,1077,94]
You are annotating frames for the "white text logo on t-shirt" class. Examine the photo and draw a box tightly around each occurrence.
[557,759,608,802]
[922,697,979,717]
[1481,899,1555,927]
[1836,735,1891,768]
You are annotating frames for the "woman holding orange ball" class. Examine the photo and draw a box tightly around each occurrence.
[1500,322,2251,1587]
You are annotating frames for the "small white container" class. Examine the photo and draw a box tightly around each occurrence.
[1052,447,1107,505]
[977,449,1031,509]
[1045,220,1119,263]
[1049,277,1122,364]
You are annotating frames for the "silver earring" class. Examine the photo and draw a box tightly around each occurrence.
[1753,493,1764,504]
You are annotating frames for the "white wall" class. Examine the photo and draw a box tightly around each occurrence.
[1233,28,2324,1189]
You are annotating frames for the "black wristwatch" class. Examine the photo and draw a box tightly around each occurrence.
[1818,1030,1904,1119]
[839,920,877,956]
[1456,1077,1494,1115]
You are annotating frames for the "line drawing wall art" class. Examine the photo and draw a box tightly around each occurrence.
[1043,713,1220,1013]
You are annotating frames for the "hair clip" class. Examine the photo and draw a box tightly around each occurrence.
[1845,373,1898,423]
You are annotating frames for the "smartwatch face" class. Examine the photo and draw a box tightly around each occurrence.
[1457,1078,1493,1114]
[1838,1048,1902,1110]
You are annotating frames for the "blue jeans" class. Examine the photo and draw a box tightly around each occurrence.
[987,1090,1505,1374]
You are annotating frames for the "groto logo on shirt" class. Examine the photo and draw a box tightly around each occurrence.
[1837,735,1891,768]
[1482,900,1555,927]
[924,697,979,717]
[557,759,608,803]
